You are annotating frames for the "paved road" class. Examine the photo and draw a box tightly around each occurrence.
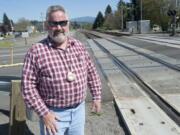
[0,34,46,64]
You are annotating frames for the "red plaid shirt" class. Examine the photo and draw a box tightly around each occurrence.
[21,36,101,117]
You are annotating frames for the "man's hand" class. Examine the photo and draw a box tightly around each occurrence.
[91,100,101,113]
[43,111,60,135]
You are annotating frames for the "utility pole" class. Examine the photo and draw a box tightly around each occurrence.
[10,20,14,32]
[176,0,177,7]
[131,0,134,21]
[121,7,124,31]
[40,12,45,32]
[120,0,124,31]
[140,0,142,21]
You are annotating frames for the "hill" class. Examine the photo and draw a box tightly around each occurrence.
[71,16,95,24]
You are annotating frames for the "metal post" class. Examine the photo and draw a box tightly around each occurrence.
[10,47,13,64]
[171,15,176,36]
[120,0,124,31]
[24,37,27,45]
[121,7,124,31]
[140,0,142,21]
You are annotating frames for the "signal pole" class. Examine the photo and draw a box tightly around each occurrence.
[168,10,177,36]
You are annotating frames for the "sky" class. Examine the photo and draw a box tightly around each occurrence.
[0,0,130,22]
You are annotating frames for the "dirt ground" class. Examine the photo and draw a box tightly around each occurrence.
[85,102,125,135]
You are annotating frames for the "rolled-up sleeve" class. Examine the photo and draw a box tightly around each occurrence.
[21,48,49,117]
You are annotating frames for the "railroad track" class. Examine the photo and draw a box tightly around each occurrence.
[83,31,180,134]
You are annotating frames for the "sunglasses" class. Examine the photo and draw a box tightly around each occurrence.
[48,20,68,27]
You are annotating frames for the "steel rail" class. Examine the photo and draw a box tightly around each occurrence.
[86,32,180,72]
[85,32,180,126]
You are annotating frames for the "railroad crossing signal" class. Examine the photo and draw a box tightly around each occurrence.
[167,10,177,16]
[167,10,177,36]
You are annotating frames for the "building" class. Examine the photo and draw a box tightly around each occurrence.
[174,0,180,8]
[26,26,35,33]
[177,0,180,7]
[171,0,180,8]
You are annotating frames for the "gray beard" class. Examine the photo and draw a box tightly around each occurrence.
[49,32,68,44]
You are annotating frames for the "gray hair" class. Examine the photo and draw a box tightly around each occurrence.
[46,5,67,20]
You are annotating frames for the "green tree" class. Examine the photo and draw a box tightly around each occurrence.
[105,5,112,19]
[104,5,114,29]
[81,23,92,30]
[31,20,43,32]
[103,13,114,30]
[142,0,171,31]
[14,18,31,32]
[2,13,12,34]
[113,10,122,29]
[92,11,104,29]
[71,21,81,29]
[124,2,133,21]
[130,0,141,21]
[117,0,132,29]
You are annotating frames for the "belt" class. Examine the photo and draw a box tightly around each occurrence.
[47,102,81,110]
[64,102,81,109]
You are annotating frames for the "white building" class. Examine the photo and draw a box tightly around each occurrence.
[26,26,35,33]
[177,0,180,7]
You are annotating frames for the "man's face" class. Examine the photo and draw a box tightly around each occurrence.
[47,10,69,44]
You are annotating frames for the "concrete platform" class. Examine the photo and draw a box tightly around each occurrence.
[88,38,180,134]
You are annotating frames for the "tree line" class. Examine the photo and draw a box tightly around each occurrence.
[1,0,179,34]
[92,0,180,31]
[0,13,44,36]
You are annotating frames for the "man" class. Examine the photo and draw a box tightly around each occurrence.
[21,5,102,135]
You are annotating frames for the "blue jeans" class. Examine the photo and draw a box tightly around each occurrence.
[40,101,85,135]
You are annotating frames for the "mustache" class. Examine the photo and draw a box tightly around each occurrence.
[53,30,65,36]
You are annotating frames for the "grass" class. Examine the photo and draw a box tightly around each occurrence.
[0,41,13,48]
